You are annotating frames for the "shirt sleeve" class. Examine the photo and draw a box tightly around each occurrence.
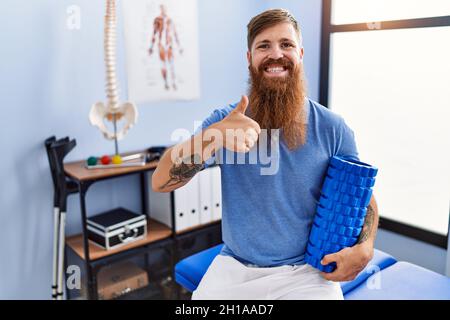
[335,118,360,162]
[193,108,230,168]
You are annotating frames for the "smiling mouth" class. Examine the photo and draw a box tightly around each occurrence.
[262,64,289,77]
[264,65,288,73]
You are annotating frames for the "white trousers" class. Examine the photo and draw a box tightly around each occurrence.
[192,255,344,300]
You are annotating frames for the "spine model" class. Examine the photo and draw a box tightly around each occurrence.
[89,0,138,153]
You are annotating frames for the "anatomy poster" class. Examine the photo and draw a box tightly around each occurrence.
[123,0,200,103]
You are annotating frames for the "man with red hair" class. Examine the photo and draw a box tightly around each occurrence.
[153,8,379,300]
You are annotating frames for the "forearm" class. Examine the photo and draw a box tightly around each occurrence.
[151,125,222,192]
[357,195,379,247]
[321,195,380,281]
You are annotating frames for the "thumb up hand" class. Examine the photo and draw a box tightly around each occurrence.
[212,95,261,153]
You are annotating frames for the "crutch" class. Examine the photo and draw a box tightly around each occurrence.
[45,137,77,300]
[45,136,62,299]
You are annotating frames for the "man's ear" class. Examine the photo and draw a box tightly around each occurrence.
[300,47,304,61]
[247,51,251,67]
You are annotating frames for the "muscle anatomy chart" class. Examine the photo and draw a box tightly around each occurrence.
[123,0,200,103]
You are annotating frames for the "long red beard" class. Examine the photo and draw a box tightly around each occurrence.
[247,58,308,150]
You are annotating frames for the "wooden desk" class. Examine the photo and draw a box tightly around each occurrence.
[63,154,173,300]
[64,158,158,182]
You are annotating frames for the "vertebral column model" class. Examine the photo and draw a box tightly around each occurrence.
[89,0,138,152]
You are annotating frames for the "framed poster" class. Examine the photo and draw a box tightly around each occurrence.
[123,0,200,103]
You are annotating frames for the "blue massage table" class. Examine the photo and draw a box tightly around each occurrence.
[175,244,450,299]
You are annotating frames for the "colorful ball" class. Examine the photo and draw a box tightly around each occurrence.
[87,156,97,166]
[112,155,122,165]
[100,155,111,165]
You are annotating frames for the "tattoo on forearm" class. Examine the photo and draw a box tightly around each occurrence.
[357,204,376,244]
[160,154,204,189]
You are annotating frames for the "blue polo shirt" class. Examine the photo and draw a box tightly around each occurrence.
[199,98,359,267]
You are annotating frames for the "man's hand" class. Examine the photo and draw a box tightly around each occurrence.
[212,95,261,153]
[320,242,374,282]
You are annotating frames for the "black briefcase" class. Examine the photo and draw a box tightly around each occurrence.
[87,207,147,250]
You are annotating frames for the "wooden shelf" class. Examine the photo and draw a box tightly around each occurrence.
[66,218,172,261]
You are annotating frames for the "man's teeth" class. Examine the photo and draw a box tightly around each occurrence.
[266,67,285,73]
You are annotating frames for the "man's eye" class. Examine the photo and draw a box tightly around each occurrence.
[282,42,294,48]
[258,44,269,49]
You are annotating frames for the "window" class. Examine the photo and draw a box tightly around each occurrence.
[332,0,450,24]
[321,0,450,247]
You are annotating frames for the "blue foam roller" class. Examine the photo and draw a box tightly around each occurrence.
[316,205,332,218]
[347,174,355,185]
[348,227,362,237]
[317,208,335,222]
[335,215,344,225]
[346,206,358,217]
[321,177,336,195]
[355,186,364,197]
[360,166,370,177]
[327,166,340,179]
[323,242,341,253]
[347,184,358,196]
[338,157,377,175]
[357,207,367,218]
[368,167,378,177]
[306,239,340,272]
[327,167,343,180]
[307,156,378,273]
[319,195,334,210]
[309,225,321,244]
[349,217,365,228]
[310,225,331,243]
[330,234,357,246]
[349,207,362,217]
[344,163,353,173]
[330,234,340,244]
[351,165,362,176]
[314,215,329,229]
[337,204,352,216]
[342,194,359,206]
[330,157,345,170]
[333,204,343,215]
[360,189,373,207]
[319,231,330,241]
[328,223,362,237]
[329,224,344,235]
[305,253,335,273]
[365,178,376,188]
[354,176,364,186]
[310,239,324,249]
[332,192,339,202]
[342,216,354,227]
[306,242,324,257]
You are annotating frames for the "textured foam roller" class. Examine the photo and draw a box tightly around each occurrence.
[306,156,378,273]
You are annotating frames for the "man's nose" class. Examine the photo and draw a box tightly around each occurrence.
[267,46,284,60]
